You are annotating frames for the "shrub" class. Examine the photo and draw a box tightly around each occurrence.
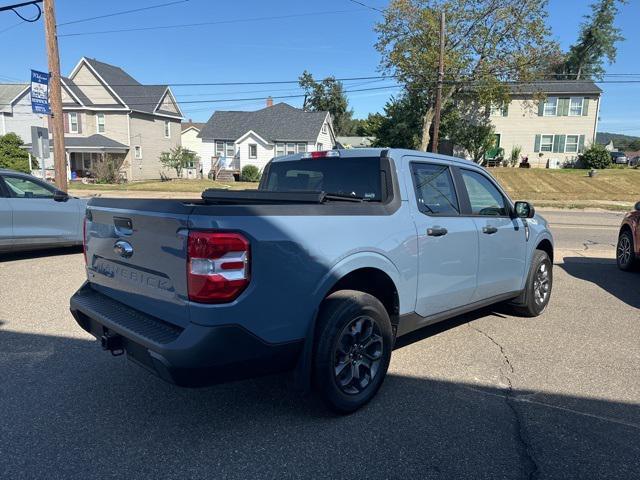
[579,144,611,169]
[0,132,31,173]
[240,165,261,182]
[90,153,125,184]
[509,145,522,167]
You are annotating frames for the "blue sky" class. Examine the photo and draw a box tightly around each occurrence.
[0,0,638,135]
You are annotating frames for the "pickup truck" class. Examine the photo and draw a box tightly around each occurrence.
[70,148,554,413]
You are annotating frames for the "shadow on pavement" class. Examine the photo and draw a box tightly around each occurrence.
[1,327,638,480]
[0,246,83,262]
[559,257,640,309]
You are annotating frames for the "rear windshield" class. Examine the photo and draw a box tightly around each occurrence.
[260,157,382,201]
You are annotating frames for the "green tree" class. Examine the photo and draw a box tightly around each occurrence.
[555,0,626,80]
[449,120,497,164]
[299,71,353,135]
[159,146,198,178]
[579,144,612,169]
[376,0,558,151]
[351,113,385,137]
[0,133,32,173]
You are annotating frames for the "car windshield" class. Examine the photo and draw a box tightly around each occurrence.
[261,157,383,201]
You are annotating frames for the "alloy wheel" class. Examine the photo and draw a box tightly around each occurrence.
[617,235,632,267]
[533,262,550,306]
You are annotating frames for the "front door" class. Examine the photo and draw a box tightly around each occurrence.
[458,168,527,300]
[408,160,479,318]
[2,174,80,247]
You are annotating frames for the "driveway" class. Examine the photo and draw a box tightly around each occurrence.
[0,211,638,479]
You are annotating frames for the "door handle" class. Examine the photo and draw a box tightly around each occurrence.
[427,226,448,237]
[482,226,498,234]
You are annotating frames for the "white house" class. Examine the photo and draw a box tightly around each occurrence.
[198,100,335,180]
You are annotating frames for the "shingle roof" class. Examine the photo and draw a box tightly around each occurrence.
[182,121,205,132]
[509,80,602,95]
[46,134,129,150]
[198,103,328,142]
[82,58,175,115]
[0,84,28,111]
[61,77,92,106]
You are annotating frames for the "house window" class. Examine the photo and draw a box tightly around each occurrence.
[286,143,296,155]
[569,97,583,116]
[69,112,79,133]
[540,135,554,152]
[215,141,224,157]
[297,143,307,153]
[96,113,105,133]
[543,97,558,116]
[317,143,323,151]
[164,120,170,138]
[565,135,579,153]
[249,144,257,159]
[275,143,285,157]
[225,142,235,158]
[490,103,508,117]
[134,145,142,159]
[321,123,327,134]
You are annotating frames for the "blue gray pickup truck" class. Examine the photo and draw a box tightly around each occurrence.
[71,148,554,412]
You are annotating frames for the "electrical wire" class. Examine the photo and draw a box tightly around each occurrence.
[346,0,385,14]
[57,0,190,27]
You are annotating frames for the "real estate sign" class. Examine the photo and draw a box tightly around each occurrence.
[30,70,50,115]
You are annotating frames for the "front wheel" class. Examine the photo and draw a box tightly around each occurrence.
[313,290,393,414]
[512,250,553,317]
[617,231,637,272]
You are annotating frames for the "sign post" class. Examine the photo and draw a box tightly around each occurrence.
[30,70,50,115]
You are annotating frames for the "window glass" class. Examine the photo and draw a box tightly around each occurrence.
[4,176,54,198]
[69,112,79,133]
[565,135,579,153]
[543,97,558,116]
[275,143,285,157]
[134,146,142,159]
[249,144,257,159]
[97,113,105,133]
[286,143,296,155]
[569,97,583,116]
[317,143,323,151]
[164,121,170,137]
[410,163,459,215]
[297,143,307,153]
[540,134,554,152]
[460,170,508,216]
[215,141,224,156]
[225,142,235,158]
[490,103,508,117]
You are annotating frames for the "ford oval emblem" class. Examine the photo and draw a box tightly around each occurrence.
[114,240,134,258]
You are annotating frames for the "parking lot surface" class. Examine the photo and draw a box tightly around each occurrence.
[1,210,639,479]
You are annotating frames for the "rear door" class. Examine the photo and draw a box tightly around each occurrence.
[407,160,478,317]
[0,179,13,251]
[85,201,193,327]
[2,174,79,246]
[457,168,526,300]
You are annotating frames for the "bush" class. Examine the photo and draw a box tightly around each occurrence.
[90,153,125,183]
[0,133,31,173]
[240,165,261,182]
[509,145,522,167]
[579,144,611,169]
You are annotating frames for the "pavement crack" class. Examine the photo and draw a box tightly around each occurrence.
[469,323,540,480]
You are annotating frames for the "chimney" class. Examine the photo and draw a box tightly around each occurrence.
[266,96,273,108]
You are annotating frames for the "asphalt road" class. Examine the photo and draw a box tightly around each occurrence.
[1,210,638,480]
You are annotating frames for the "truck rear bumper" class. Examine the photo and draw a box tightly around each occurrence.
[70,283,303,387]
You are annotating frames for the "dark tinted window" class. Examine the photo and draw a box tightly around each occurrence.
[262,157,382,201]
[3,176,55,199]
[410,163,459,215]
[460,169,508,216]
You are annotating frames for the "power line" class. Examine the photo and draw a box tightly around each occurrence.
[57,9,361,37]
[346,0,385,14]
[57,0,189,27]
[0,0,42,21]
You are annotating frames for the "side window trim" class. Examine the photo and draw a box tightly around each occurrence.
[409,161,461,217]
[0,176,9,198]
[456,167,514,218]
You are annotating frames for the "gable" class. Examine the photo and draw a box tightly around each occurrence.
[157,91,179,115]
[70,63,123,106]
[61,84,81,106]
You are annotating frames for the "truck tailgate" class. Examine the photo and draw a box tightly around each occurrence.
[84,199,194,328]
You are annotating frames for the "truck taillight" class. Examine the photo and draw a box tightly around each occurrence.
[187,232,250,303]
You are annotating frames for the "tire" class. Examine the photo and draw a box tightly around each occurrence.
[512,250,553,317]
[617,230,637,272]
[313,290,393,414]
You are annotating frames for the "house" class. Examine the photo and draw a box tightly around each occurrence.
[180,120,206,178]
[0,83,49,148]
[336,136,375,148]
[198,99,335,180]
[485,80,602,168]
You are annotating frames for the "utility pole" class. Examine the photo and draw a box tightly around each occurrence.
[430,10,445,154]
[43,0,67,191]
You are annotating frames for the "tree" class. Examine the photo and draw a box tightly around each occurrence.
[376,0,558,150]
[372,89,428,148]
[555,0,626,80]
[0,133,32,173]
[299,71,353,135]
[159,146,198,178]
[449,119,497,163]
[350,113,385,137]
[579,144,611,169]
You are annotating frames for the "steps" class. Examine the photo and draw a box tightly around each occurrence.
[215,170,236,182]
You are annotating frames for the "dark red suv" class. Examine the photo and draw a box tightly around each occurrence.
[617,201,640,271]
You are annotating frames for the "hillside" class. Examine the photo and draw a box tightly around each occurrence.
[596,132,640,150]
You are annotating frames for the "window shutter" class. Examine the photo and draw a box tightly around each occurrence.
[556,134,566,153]
[552,135,560,153]
[537,101,544,116]
[558,98,570,116]
[534,134,541,152]
[503,104,509,116]
[582,98,589,116]
[63,113,69,133]
[77,113,82,134]
[578,135,585,152]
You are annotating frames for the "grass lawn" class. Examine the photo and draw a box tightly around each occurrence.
[69,168,640,210]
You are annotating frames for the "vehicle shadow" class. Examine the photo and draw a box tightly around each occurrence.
[0,245,83,262]
[559,257,640,309]
[1,327,638,480]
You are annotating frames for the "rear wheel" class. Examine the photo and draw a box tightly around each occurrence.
[617,230,637,272]
[313,290,392,414]
[512,250,553,317]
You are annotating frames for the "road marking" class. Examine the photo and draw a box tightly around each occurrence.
[550,225,618,230]
[462,385,640,431]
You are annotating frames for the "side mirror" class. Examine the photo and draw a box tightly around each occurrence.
[53,190,69,202]
[635,201,640,211]
[514,201,535,219]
